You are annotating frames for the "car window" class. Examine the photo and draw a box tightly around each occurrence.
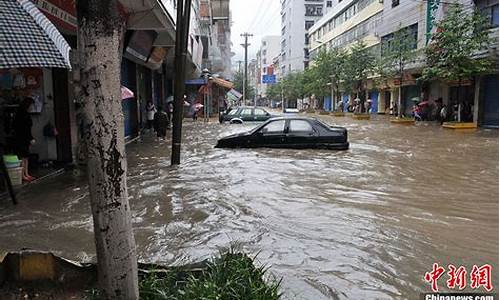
[260,120,286,133]
[227,109,238,115]
[254,108,267,116]
[289,120,313,132]
[240,108,252,116]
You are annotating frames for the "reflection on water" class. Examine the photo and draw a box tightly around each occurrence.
[0,116,498,299]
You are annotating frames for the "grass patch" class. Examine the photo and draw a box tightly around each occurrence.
[88,248,282,300]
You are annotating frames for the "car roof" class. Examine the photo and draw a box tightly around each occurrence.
[232,106,267,109]
[267,116,318,121]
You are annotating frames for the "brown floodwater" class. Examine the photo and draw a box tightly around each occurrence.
[0,115,498,299]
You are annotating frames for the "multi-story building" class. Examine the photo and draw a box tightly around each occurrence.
[199,0,232,79]
[280,0,334,77]
[308,0,498,127]
[255,36,281,98]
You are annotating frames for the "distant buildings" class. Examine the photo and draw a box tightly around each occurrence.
[307,0,498,127]
[255,36,281,98]
[280,0,334,76]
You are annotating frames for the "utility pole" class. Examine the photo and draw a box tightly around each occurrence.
[171,0,192,165]
[237,60,243,73]
[240,33,253,104]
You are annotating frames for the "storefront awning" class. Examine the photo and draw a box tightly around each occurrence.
[210,77,233,89]
[0,0,71,69]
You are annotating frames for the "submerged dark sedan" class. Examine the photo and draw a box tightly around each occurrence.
[215,117,349,150]
[219,106,276,123]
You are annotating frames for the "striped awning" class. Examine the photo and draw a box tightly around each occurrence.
[0,0,71,69]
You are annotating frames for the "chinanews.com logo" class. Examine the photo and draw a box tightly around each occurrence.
[421,263,497,300]
[421,294,497,300]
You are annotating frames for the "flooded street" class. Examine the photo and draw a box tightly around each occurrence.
[0,115,498,299]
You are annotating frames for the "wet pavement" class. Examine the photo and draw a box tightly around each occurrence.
[0,115,498,299]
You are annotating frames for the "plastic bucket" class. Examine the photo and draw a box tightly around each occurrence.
[5,161,21,168]
[3,155,19,164]
[7,167,23,186]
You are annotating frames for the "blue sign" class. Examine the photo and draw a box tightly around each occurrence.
[262,75,277,84]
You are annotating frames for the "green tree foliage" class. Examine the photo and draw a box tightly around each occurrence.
[421,3,493,82]
[281,72,307,101]
[233,70,256,100]
[304,49,335,98]
[343,41,376,96]
[266,82,282,100]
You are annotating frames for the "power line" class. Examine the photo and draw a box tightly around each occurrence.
[246,0,267,32]
[247,0,276,33]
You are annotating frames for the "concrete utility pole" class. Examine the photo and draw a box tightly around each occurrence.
[171,0,192,165]
[237,60,243,73]
[240,33,253,104]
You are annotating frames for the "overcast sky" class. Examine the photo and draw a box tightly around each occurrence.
[230,0,281,64]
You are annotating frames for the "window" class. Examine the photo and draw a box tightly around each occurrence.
[305,33,310,45]
[228,109,238,115]
[305,20,315,30]
[261,120,285,133]
[305,4,323,16]
[289,120,313,132]
[327,1,333,7]
[392,0,399,7]
[241,108,252,116]
[479,0,499,28]
[254,109,268,116]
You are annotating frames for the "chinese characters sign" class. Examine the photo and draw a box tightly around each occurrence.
[426,0,440,44]
[424,264,493,292]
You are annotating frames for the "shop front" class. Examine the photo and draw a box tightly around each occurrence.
[480,74,499,128]
[0,0,73,174]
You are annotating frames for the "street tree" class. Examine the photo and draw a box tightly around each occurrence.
[421,3,493,121]
[422,3,492,81]
[76,0,139,298]
[376,25,420,115]
[282,72,307,106]
[343,41,376,110]
[266,81,282,101]
[304,49,334,107]
[327,48,348,110]
[233,70,256,100]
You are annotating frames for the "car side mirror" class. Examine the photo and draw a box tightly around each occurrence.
[261,128,268,134]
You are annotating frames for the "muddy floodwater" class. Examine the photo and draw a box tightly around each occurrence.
[0,115,498,299]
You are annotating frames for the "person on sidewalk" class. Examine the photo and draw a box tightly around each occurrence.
[13,97,35,182]
[153,106,169,139]
[165,97,173,128]
[146,101,156,133]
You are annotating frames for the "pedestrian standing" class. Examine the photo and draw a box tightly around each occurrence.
[365,99,372,113]
[146,101,156,132]
[165,98,173,128]
[13,97,35,182]
[153,106,169,139]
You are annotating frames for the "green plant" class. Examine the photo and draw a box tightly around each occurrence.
[421,3,493,82]
[137,248,282,300]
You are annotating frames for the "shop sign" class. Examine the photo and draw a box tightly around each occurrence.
[33,0,77,33]
[426,0,441,44]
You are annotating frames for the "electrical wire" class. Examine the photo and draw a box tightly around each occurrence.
[247,0,278,33]
[246,0,267,32]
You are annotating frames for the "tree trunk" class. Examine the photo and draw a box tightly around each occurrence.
[77,1,139,299]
